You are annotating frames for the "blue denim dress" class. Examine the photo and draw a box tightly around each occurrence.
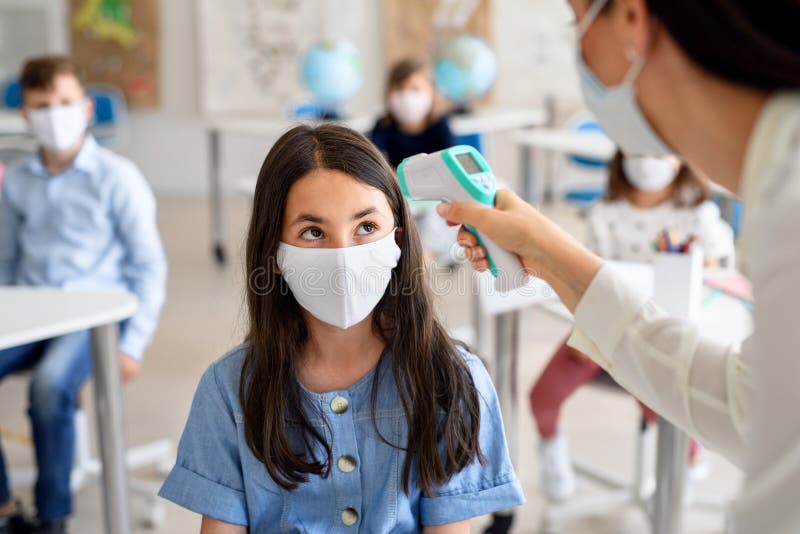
[159,344,524,532]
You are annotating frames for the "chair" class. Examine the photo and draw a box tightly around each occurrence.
[1,79,130,150]
[539,373,656,533]
[86,84,130,150]
[4,371,173,528]
[539,372,734,533]
[556,114,610,214]
[2,79,21,109]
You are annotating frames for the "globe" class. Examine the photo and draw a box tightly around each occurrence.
[301,40,364,109]
[434,34,497,105]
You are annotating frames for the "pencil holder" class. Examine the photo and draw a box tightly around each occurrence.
[653,244,704,321]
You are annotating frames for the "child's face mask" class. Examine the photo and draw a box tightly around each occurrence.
[27,102,89,153]
[389,90,432,125]
[622,156,680,192]
[276,229,402,330]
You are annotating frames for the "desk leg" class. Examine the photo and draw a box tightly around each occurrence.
[651,418,688,534]
[490,310,519,530]
[520,144,537,204]
[90,324,131,534]
[209,128,226,265]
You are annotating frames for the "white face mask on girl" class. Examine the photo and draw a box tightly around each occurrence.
[389,90,432,125]
[622,156,680,191]
[276,229,402,330]
[27,102,89,153]
[575,0,672,157]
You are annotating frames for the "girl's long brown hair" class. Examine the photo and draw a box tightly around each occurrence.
[241,123,484,496]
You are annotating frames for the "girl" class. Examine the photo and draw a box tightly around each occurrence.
[529,151,734,501]
[159,124,524,532]
[370,58,454,169]
[370,59,458,267]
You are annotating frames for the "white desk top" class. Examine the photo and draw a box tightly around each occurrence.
[0,111,27,137]
[513,128,616,160]
[0,287,138,350]
[208,107,548,138]
[476,262,752,345]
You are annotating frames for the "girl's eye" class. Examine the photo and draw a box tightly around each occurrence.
[300,227,324,240]
[356,222,376,235]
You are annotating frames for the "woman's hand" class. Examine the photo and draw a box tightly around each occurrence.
[436,189,604,312]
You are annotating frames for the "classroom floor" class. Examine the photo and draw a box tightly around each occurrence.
[0,195,742,534]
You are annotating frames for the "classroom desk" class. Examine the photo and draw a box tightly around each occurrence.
[205,107,548,264]
[513,128,616,203]
[0,111,26,138]
[0,288,138,534]
[475,264,751,533]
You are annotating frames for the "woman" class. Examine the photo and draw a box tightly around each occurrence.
[437,0,800,531]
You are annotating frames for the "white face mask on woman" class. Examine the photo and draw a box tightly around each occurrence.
[575,0,672,157]
[276,229,402,330]
[389,90,432,125]
[622,156,680,191]
[27,102,89,153]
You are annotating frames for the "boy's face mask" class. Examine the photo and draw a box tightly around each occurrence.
[276,229,402,330]
[27,102,89,153]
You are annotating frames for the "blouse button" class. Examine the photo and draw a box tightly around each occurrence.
[341,507,358,526]
[330,396,349,414]
[337,455,357,473]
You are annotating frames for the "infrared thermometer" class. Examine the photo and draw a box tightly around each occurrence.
[397,145,527,292]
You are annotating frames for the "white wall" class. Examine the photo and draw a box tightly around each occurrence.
[10,0,583,194]
[116,0,207,195]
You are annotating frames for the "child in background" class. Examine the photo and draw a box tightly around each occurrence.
[0,56,166,534]
[370,58,454,168]
[159,124,524,532]
[370,59,458,266]
[529,151,734,502]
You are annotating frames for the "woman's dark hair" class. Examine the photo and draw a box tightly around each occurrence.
[381,58,438,127]
[605,150,710,207]
[601,0,800,90]
[241,123,484,496]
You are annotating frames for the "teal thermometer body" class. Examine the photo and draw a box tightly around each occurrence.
[397,145,527,291]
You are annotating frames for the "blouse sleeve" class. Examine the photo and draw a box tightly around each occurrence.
[567,263,752,466]
[158,363,249,525]
[419,352,525,526]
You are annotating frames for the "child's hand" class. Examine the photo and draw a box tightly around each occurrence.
[119,353,141,383]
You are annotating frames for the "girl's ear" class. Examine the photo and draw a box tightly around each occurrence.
[394,227,404,245]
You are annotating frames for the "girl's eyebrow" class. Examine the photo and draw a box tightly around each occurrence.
[290,207,378,225]
[291,213,324,225]
[352,207,377,220]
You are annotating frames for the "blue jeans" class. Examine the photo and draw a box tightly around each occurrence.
[0,330,93,521]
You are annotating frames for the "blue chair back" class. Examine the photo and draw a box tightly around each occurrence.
[569,119,608,169]
[712,194,744,238]
[3,79,21,109]
[453,132,483,153]
[562,117,609,209]
[87,88,122,126]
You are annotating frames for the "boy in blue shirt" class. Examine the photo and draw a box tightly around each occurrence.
[0,56,166,534]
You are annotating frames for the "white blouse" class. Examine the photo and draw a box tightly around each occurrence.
[568,92,800,533]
